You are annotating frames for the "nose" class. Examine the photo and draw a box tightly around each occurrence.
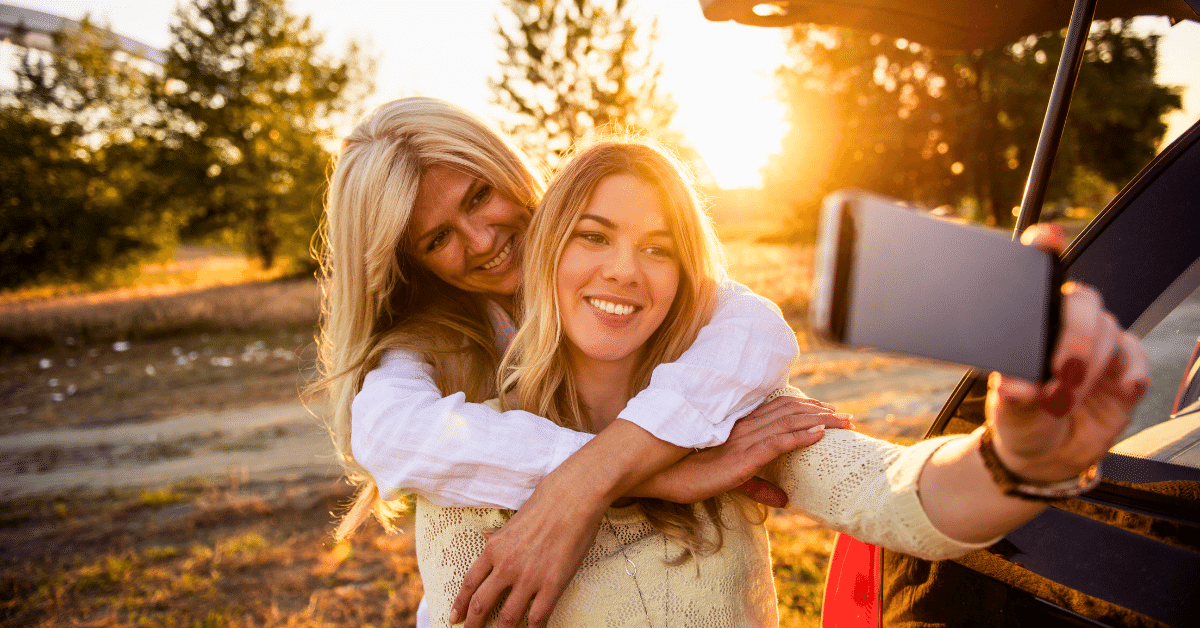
[458,214,492,256]
[603,242,640,285]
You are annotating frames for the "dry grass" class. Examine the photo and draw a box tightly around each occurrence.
[0,476,834,628]
[0,327,318,435]
[0,476,423,628]
[0,279,320,355]
[768,512,837,627]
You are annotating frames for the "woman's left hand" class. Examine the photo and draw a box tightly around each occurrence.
[639,393,852,506]
[985,224,1150,483]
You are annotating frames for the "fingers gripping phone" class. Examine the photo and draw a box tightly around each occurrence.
[809,190,1061,382]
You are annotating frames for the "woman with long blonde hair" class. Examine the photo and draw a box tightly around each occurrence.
[437,138,1149,628]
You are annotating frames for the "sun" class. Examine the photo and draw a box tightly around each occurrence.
[645,4,792,191]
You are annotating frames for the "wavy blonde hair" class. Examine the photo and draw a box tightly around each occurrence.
[500,138,747,560]
[312,97,543,538]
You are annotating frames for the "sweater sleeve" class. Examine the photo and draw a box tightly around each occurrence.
[764,430,1003,560]
[351,348,592,510]
[616,277,799,448]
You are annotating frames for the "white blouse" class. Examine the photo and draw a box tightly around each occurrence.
[350,277,800,510]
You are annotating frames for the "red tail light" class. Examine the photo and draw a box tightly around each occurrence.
[821,534,881,627]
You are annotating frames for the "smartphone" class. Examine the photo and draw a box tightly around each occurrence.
[809,190,1060,382]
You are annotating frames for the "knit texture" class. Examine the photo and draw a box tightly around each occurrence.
[415,429,993,627]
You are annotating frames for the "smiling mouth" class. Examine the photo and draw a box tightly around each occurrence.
[480,238,513,270]
[587,298,640,316]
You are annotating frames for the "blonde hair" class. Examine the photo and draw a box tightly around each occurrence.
[500,138,745,560]
[312,97,543,538]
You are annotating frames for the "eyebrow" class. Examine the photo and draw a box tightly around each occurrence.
[577,214,672,239]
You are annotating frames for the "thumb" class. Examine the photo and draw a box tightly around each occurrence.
[734,476,788,509]
[990,372,1041,418]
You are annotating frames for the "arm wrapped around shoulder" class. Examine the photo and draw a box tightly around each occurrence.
[763,430,1002,560]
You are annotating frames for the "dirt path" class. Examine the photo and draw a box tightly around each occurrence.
[0,349,967,499]
[0,402,340,498]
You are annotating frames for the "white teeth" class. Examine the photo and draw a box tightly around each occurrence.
[588,298,637,316]
[481,239,512,270]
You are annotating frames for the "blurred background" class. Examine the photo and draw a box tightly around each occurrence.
[1,1,1196,626]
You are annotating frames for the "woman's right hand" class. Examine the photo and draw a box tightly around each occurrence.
[449,470,606,628]
[986,225,1149,484]
[633,393,853,506]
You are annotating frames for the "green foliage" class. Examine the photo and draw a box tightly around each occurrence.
[765,19,1182,240]
[155,0,371,270]
[491,0,678,169]
[1,1,372,289]
[0,20,172,290]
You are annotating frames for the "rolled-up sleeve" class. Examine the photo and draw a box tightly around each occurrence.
[351,348,593,510]
[616,278,799,448]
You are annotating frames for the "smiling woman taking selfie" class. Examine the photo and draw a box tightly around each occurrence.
[314,99,1148,628]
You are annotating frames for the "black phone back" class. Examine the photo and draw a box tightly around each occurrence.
[810,191,1059,382]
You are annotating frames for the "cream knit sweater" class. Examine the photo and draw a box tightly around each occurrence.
[415,429,996,627]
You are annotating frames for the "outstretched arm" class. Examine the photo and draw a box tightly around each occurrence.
[918,226,1148,543]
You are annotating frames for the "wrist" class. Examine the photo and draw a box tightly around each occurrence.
[558,419,686,507]
[978,425,1101,501]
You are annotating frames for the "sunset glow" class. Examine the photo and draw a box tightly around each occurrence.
[7,1,1199,190]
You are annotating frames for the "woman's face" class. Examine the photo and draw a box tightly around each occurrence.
[408,165,530,300]
[556,173,680,366]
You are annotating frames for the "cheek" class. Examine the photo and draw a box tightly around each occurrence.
[556,247,586,294]
[491,197,531,229]
[420,250,464,285]
[657,265,681,308]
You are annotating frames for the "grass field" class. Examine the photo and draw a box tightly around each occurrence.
[1,238,891,627]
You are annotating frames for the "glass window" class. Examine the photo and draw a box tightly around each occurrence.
[1112,282,1200,469]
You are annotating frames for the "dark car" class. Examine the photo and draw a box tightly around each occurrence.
[703,1,1200,626]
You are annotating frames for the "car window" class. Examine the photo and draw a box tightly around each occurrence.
[1112,280,1200,468]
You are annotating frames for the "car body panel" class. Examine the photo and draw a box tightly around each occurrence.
[699,0,1199,50]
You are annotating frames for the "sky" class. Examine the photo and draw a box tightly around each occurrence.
[8,0,1200,189]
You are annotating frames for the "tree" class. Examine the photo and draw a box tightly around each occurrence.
[157,0,370,270]
[0,20,168,289]
[491,0,678,170]
[764,20,1181,240]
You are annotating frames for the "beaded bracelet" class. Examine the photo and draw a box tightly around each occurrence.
[978,424,1101,502]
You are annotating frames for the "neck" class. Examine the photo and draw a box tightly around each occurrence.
[490,294,516,318]
[568,349,639,433]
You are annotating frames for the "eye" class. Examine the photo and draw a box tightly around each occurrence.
[469,183,492,209]
[426,229,450,253]
[644,245,675,259]
[577,231,609,245]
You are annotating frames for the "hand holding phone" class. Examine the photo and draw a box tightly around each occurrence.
[809,190,1060,382]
